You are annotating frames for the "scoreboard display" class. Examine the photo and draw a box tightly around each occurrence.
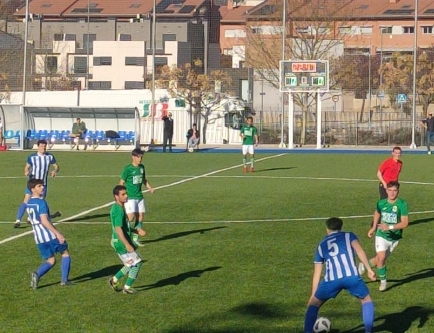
[280,60,329,92]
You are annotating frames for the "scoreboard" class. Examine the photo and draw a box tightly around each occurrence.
[280,60,329,92]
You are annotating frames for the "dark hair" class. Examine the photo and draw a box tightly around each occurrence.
[76,118,81,121]
[113,185,126,196]
[386,181,400,189]
[131,148,143,157]
[246,116,253,122]
[392,146,402,152]
[37,139,48,146]
[325,217,343,231]
[193,123,197,126]
[27,178,44,191]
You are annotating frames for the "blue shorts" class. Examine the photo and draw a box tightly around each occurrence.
[37,239,68,260]
[25,185,47,198]
[315,276,370,301]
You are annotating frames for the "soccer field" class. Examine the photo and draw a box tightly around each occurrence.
[0,150,433,333]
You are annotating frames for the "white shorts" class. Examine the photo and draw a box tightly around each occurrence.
[118,251,142,267]
[242,145,254,155]
[375,236,399,256]
[124,198,145,214]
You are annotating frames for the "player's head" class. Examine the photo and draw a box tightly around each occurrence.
[27,178,44,196]
[193,123,197,128]
[76,117,81,123]
[131,148,144,163]
[429,113,433,118]
[36,140,48,153]
[386,181,400,200]
[325,217,343,233]
[391,146,402,160]
[113,185,128,203]
[246,116,253,126]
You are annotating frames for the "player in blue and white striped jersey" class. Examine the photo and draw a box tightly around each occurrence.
[26,178,72,290]
[14,139,60,228]
[304,217,376,333]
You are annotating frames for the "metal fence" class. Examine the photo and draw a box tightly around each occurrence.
[256,111,426,147]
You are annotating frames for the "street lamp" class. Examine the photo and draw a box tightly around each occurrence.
[279,0,286,148]
[410,0,418,149]
[150,0,156,147]
[367,37,372,129]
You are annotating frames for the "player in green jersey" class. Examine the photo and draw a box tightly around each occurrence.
[108,185,143,294]
[119,148,154,247]
[359,181,409,291]
[240,116,259,173]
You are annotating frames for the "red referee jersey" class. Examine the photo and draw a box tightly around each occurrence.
[378,157,403,183]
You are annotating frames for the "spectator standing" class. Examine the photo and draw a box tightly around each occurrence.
[187,123,200,151]
[162,112,174,153]
[70,118,87,150]
[421,112,434,154]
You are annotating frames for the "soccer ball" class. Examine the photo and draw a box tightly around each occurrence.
[313,317,331,333]
[188,147,194,153]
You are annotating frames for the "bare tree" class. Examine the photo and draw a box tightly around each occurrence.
[157,60,232,143]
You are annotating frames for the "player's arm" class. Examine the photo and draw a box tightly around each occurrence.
[50,163,60,177]
[119,168,127,185]
[239,127,244,139]
[351,239,376,281]
[119,179,126,186]
[310,263,323,297]
[143,177,154,194]
[368,210,381,237]
[114,226,134,252]
[24,162,31,176]
[376,169,387,187]
[40,213,65,243]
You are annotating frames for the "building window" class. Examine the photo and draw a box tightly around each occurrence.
[380,27,392,34]
[83,33,96,51]
[54,33,64,41]
[89,81,112,90]
[338,26,352,34]
[65,34,76,41]
[422,26,433,34]
[125,81,145,89]
[403,26,414,34]
[251,27,261,34]
[74,56,87,74]
[125,57,145,66]
[45,56,58,74]
[119,34,132,41]
[93,57,112,66]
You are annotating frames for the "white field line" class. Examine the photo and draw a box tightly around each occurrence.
[0,154,286,245]
[0,209,433,225]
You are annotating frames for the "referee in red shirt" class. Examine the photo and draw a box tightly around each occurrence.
[377,146,403,199]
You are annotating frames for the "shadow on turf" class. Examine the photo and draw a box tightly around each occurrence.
[409,216,434,226]
[66,213,110,222]
[71,264,124,283]
[346,306,433,333]
[144,226,227,244]
[253,167,297,173]
[385,267,434,291]
[137,266,221,290]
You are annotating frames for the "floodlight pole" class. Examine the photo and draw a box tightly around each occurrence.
[279,0,286,148]
[410,0,418,149]
[20,0,30,150]
[288,91,294,149]
[316,90,322,149]
[150,0,156,147]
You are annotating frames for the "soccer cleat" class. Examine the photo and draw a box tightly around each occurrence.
[132,234,145,247]
[31,272,39,290]
[379,280,387,292]
[250,167,254,173]
[108,277,120,292]
[122,287,137,294]
[50,211,62,219]
[60,281,75,286]
[428,151,432,155]
[14,220,21,228]
[358,263,366,276]
[243,166,247,173]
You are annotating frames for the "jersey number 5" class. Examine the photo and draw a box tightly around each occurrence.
[327,238,339,256]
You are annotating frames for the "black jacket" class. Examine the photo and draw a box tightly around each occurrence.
[162,116,174,133]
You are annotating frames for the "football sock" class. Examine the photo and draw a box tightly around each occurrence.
[125,262,143,287]
[115,266,130,281]
[16,202,27,221]
[303,305,319,333]
[362,301,375,333]
[135,221,143,230]
[377,266,387,280]
[36,262,54,279]
[250,157,254,168]
[61,256,71,283]
[242,157,247,166]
